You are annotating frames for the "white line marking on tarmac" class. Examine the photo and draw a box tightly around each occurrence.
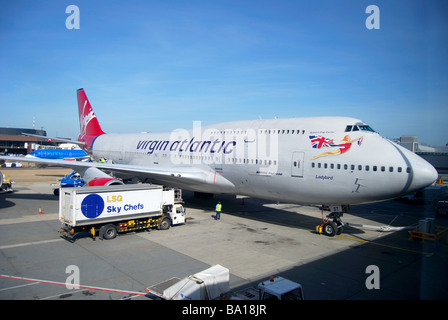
[0,274,147,297]
[0,238,64,250]
[0,281,40,292]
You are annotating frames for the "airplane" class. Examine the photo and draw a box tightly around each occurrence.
[26,148,89,160]
[0,88,438,236]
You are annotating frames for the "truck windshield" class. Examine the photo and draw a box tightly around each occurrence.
[281,288,304,300]
[262,292,279,300]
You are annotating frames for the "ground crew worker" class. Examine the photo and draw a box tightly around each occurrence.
[99,157,106,163]
[215,202,222,220]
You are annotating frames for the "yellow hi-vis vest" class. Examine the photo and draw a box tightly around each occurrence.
[216,203,222,212]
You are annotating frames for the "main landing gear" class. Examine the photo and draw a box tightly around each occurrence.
[316,205,348,237]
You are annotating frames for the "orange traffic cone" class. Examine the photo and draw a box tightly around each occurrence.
[38,206,44,215]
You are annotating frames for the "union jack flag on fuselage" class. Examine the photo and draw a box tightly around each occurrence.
[309,135,338,149]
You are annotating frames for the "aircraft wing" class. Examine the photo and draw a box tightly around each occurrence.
[0,156,233,188]
[21,133,85,146]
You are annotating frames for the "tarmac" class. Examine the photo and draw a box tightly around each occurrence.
[1,167,448,301]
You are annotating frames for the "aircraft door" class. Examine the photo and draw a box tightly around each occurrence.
[291,151,305,177]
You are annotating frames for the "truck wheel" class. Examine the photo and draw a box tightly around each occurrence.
[322,221,337,237]
[159,217,171,230]
[100,224,118,240]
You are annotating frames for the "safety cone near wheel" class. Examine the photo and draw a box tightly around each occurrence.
[38,206,44,215]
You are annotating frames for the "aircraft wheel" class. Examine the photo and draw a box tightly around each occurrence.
[322,221,337,237]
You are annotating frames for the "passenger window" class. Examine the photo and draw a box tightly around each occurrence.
[365,165,370,171]
[344,164,348,170]
[381,166,385,172]
[330,164,334,169]
[398,167,402,173]
[312,162,315,168]
[337,164,341,169]
[358,165,362,171]
[373,166,377,171]
[406,167,411,173]
[351,165,355,170]
[389,167,393,172]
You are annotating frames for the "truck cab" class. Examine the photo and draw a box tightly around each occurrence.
[61,171,85,188]
[54,171,85,196]
[161,188,186,227]
[171,203,186,224]
[161,203,186,229]
[231,276,304,300]
[258,276,304,300]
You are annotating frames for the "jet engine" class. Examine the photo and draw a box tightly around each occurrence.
[78,167,124,187]
[86,177,124,186]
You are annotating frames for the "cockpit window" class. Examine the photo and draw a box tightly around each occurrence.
[358,125,375,132]
[345,124,375,133]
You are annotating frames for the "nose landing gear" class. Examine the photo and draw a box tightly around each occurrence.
[316,205,347,237]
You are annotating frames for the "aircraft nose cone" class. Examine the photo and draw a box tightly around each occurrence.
[391,141,438,194]
[413,161,438,190]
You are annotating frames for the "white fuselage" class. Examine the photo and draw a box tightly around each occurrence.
[91,117,438,205]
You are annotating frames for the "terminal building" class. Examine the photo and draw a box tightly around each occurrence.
[397,136,448,174]
[0,127,55,156]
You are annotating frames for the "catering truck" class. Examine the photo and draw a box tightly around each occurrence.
[59,184,185,241]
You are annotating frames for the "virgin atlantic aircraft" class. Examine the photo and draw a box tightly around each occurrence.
[0,88,438,236]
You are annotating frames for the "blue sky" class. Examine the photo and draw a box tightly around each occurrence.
[0,0,447,146]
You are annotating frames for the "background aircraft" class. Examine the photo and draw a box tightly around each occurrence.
[26,148,89,160]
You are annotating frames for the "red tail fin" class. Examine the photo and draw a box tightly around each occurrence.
[77,88,105,148]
